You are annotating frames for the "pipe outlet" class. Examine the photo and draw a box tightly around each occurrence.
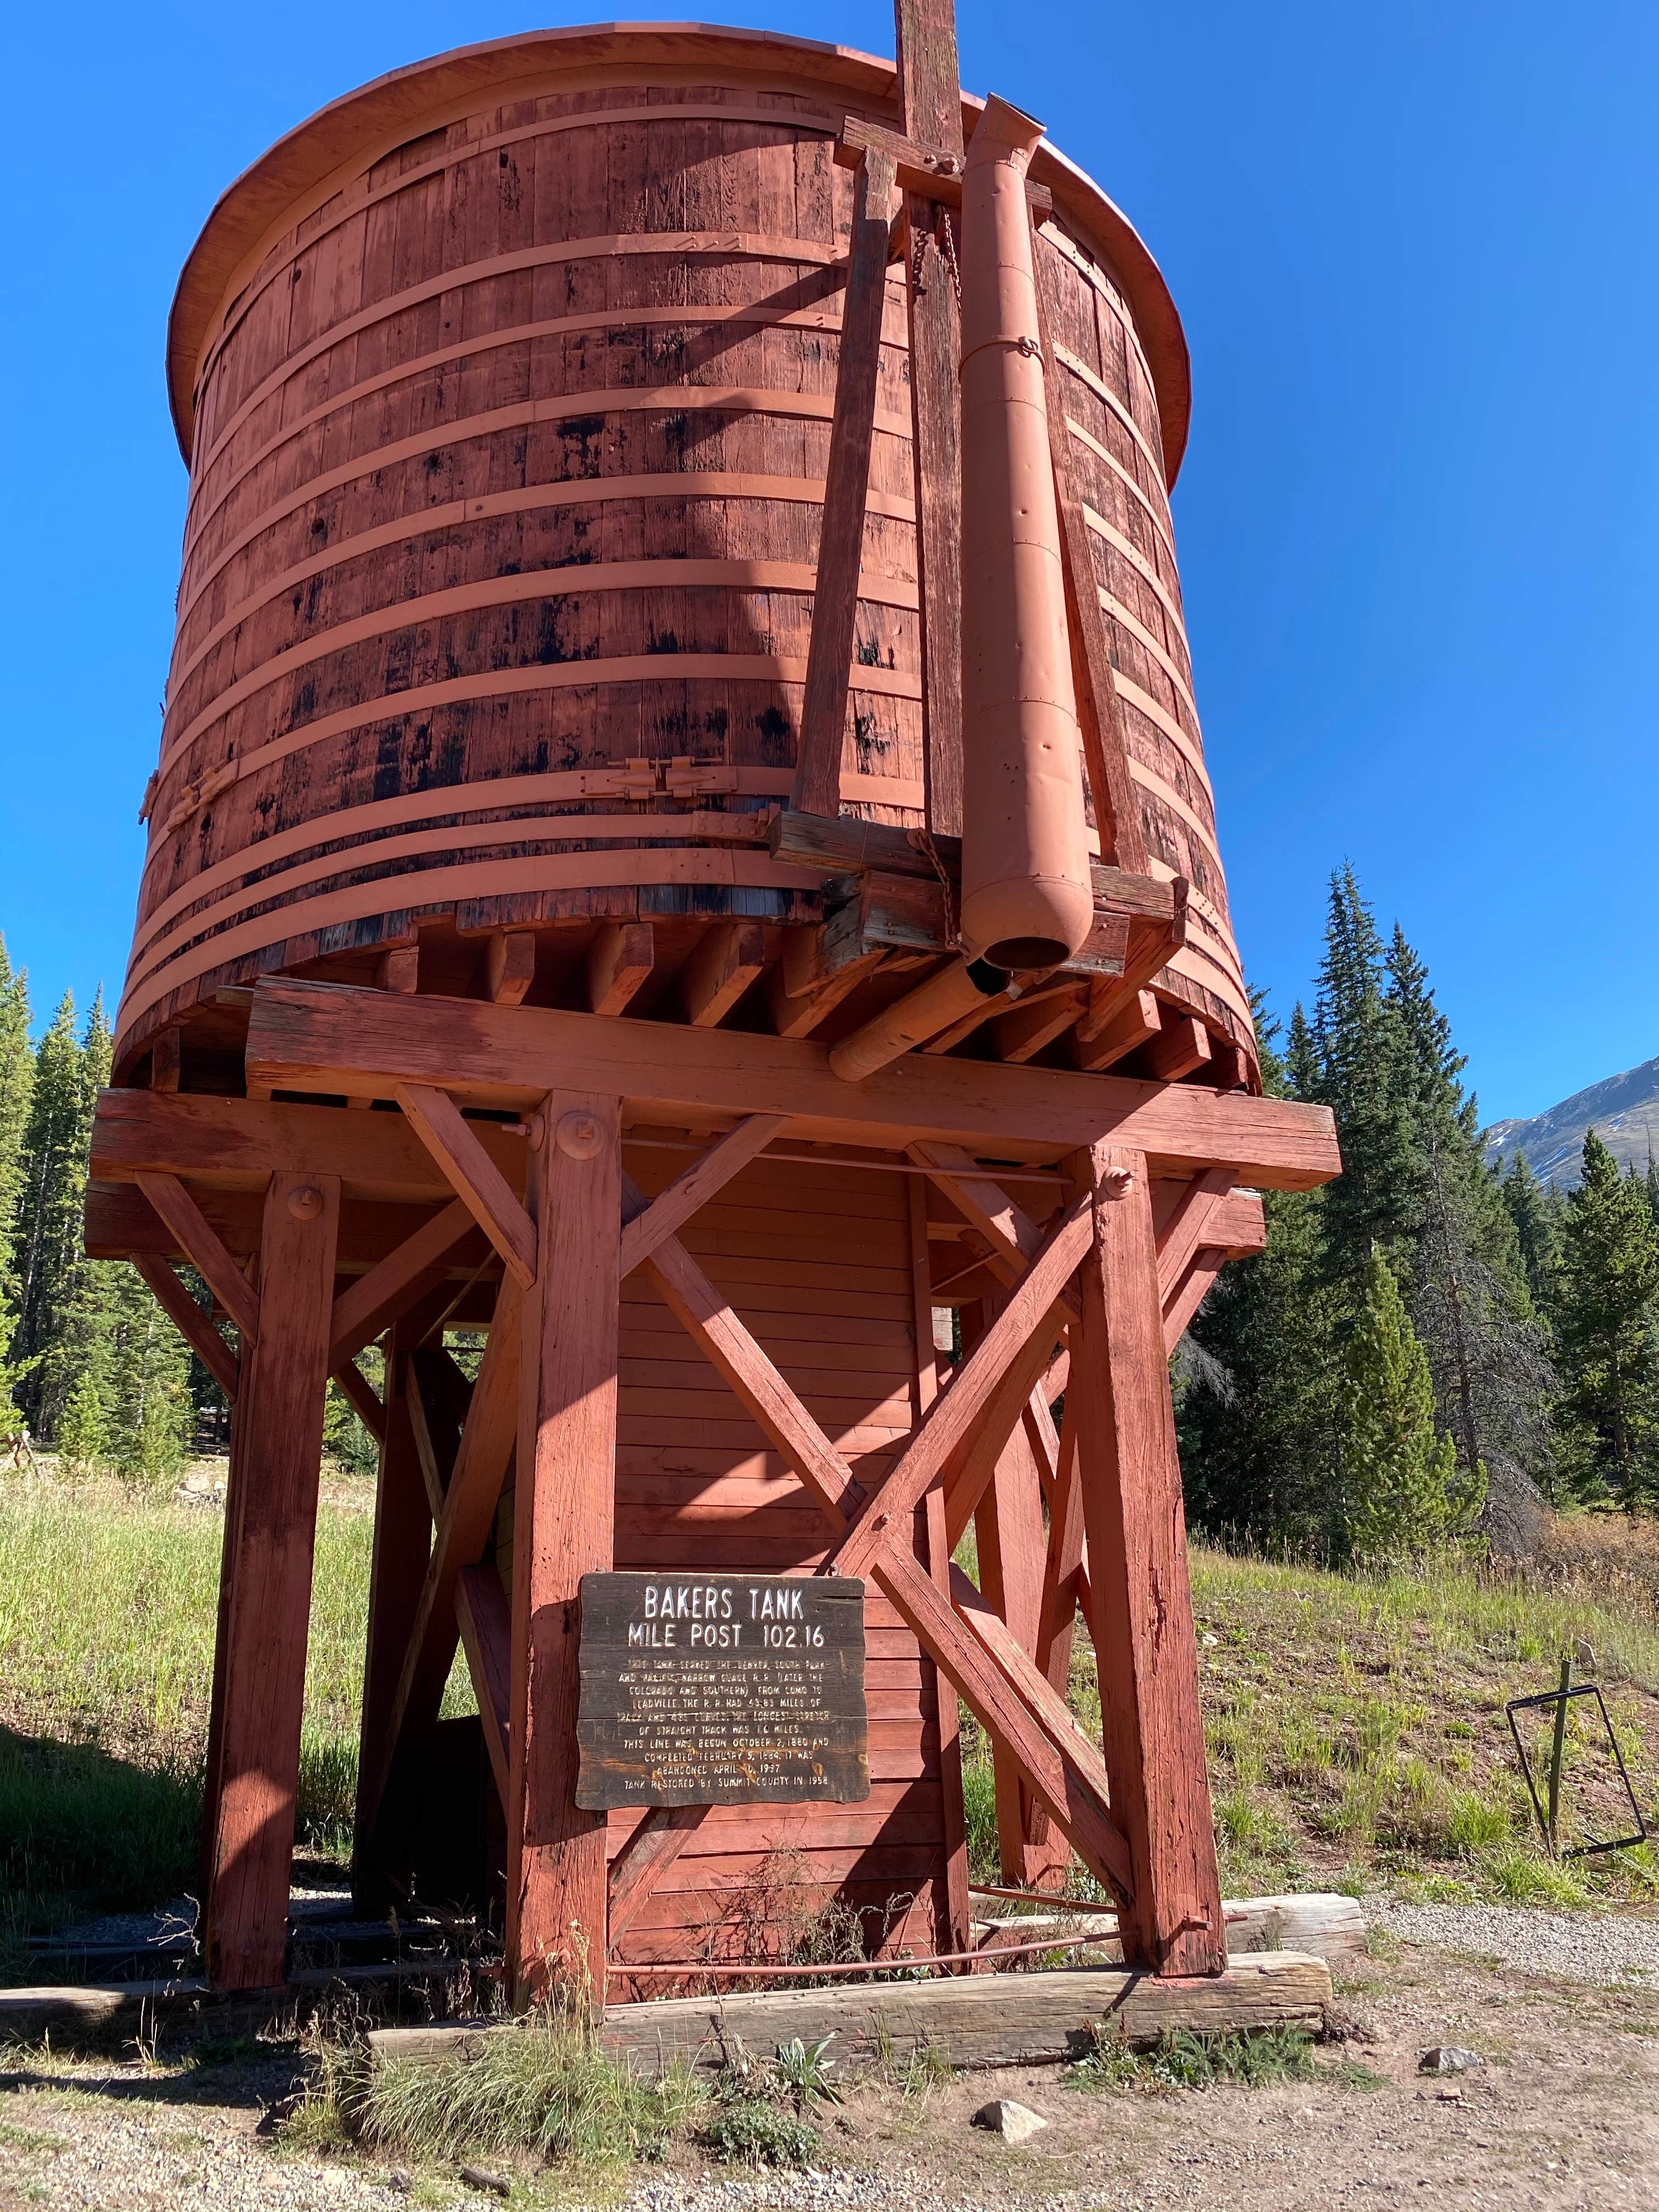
[957,95,1095,972]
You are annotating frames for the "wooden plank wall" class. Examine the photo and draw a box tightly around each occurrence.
[492,1146,950,1973]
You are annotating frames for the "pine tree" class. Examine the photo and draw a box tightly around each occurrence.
[25,994,112,1439]
[1341,1246,1481,1562]
[1502,1152,1565,1313]
[1553,1131,1659,1508]
[1181,999,1347,1555]
[1308,868,1421,1288]
[0,939,34,1437]
[1383,925,1554,1544]
[56,1363,108,1472]
[10,991,86,1429]
[104,1263,191,1483]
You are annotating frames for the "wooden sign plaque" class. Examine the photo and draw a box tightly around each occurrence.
[575,1572,870,1810]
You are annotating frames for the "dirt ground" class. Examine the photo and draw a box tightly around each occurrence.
[2,1930,1657,2210]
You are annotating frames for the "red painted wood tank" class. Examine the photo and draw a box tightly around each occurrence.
[116,22,1252,1090]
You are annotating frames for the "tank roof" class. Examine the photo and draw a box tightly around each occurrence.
[165,21,1190,484]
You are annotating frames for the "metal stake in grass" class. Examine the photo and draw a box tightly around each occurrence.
[1546,1655,1572,1858]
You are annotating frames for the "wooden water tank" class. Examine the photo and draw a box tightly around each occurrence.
[116,22,1251,1086]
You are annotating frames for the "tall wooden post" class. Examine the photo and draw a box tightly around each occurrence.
[202,1171,341,1989]
[507,1093,621,2007]
[1068,1143,1224,1975]
[352,1308,439,1907]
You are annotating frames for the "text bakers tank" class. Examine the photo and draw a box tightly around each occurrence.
[117,23,1249,1081]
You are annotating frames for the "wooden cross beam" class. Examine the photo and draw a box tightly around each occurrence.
[244,980,1340,1188]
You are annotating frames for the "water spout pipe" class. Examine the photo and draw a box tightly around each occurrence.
[829,957,1007,1084]
[957,96,1094,972]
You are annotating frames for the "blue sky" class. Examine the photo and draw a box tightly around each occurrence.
[2,2,1654,1121]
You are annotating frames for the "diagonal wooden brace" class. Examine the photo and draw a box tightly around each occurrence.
[134,1172,260,1342]
[396,1084,536,1288]
[133,1256,240,1400]
[620,1115,788,1278]
[330,1197,476,1368]
[359,1272,523,1848]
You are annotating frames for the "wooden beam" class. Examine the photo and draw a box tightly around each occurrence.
[329,1198,475,1369]
[896,0,964,838]
[150,1024,182,1094]
[1069,1145,1224,1974]
[1163,1250,1228,1352]
[134,1172,260,1342]
[378,945,419,994]
[679,922,765,1029]
[585,922,654,1017]
[202,1173,340,1990]
[353,1311,438,1906]
[509,1092,621,2008]
[1074,985,1160,1072]
[768,935,887,1040]
[791,142,900,816]
[456,1564,513,1803]
[830,1192,1091,1580]
[618,1115,788,1278]
[359,1276,523,1853]
[245,980,1344,1191]
[876,1545,1132,1897]
[989,985,1089,1068]
[907,1140,1080,1320]
[1032,226,1149,874]
[1143,1014,1212,1085]
[376,1948,1334,2074]
[971,1330,1053,1885]
[1154,1169,1234,1303]
[486,930,537,1007]
[906,1176,970,1957]
[91,1087,531,1206]
[394,1084,536,1288]
[132,1257,239,1401]
[332,1357,386,1444]
[607,1806,709,1948]
[942,1315,1069,1551]
[769,810,1178,915]
[639,1188,866,1528]
[404,1344,469,1515]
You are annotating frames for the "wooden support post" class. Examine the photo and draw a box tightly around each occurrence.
[202,1172,340,1989]
[509,1093,621,2009]
[895,0,967,836]
[974,1439,1051,1884]
[353,1310,438,1908]
[1144,1014,1212,1084]
[1068,1144,1224,1974]
[907,1177,969,1955]
[456,1563,513,1803]
[791,143,899,816]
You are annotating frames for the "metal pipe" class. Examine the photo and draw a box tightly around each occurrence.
[957,97,1094,971]
[828,956,1007,1083]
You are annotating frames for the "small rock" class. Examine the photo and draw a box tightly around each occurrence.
[1419,2046,1482,2075]
[1436,2085,1465,2103]
[972,2098,1049,2144]
[1200,1632,1220,1647]
[459,2166,512,2197]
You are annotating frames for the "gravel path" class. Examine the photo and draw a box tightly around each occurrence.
[1367,1898,1659,1986]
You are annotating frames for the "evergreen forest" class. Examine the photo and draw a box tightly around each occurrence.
[4,873,1658,1551]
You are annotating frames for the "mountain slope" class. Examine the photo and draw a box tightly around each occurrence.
[1486,1053,1659,1188]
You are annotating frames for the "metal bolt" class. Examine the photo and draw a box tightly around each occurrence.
[524,1113,546,1153]
[555,1110,606,1161]
[1102,1164,1135,1200]
[287,1184,323,1220]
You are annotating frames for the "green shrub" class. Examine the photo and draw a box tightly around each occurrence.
[703,2098,822,2169]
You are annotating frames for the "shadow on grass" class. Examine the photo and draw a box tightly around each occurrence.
[0,1725,201,1954]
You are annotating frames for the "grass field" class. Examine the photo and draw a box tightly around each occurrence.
[2,1464,1655,1960]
